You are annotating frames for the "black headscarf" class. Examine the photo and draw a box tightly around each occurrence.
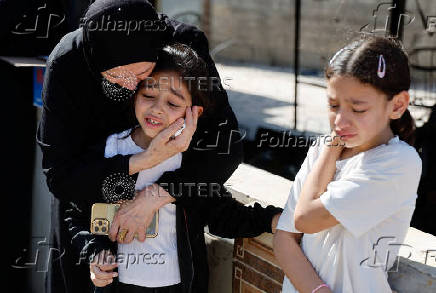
[82,0,173,73]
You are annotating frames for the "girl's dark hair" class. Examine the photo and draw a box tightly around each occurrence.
[325,36,415,145]
[139,42,212,114]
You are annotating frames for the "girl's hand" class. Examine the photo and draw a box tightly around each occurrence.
[326,130,345,148]
[90,250,118,287]
[140,106,202,170]
[109,184,175,243]
[324,130,345,161]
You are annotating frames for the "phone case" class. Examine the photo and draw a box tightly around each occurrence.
[90,203,158,238]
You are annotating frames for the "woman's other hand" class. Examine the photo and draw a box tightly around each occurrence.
[109,184,175,243]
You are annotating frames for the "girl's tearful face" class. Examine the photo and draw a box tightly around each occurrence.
[326,76,394,152]
[134,71,192,139]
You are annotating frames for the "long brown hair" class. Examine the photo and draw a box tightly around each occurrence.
[325,36,415,145]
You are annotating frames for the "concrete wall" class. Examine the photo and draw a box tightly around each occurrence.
[209,0,436,71]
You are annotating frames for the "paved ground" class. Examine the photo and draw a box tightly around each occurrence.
[216,62,329,140]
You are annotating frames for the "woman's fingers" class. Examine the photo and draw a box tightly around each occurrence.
[113,198,155,244]
[92,277,113,287]
[91,264,118,280]
[109,215,121,241]
[92,250,118,271]
[98,262,118,272]
[136,225,147,242]
[90,263,118,288]
[169,106,199,152]
[183,106,201,136]
[184,107,196,136]
[159,118,185,141]
[90,270,115,287]
[123,228,136,244]
[108,185,165,244]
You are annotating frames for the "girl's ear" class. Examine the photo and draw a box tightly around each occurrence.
[389,91,410,120]
[197,106,204,117]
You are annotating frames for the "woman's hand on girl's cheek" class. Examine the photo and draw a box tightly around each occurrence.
[138,118,188,169]
[174,106,201,147]
[135,106,202,170]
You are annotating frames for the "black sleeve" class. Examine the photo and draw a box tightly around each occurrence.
[36,58,134,202]
[64,200,116,265]
[191,187,283,239]
[208,202,282,239]
[157,16,244,206]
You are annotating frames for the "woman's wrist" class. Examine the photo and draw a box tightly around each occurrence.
[136,184,175,211]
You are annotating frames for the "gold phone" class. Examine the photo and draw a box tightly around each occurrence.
[90,203,158,238]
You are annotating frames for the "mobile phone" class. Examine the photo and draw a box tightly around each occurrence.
[90,203,158,238]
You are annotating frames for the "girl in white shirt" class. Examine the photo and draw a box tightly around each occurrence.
[86,42,282,293]
[273,36,422,293]
[89,42,207,292]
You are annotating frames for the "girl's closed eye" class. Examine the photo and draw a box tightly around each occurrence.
[141,93,154,98]
[353,108,367,113]
[140,88,156,99]
[168,101,181,108]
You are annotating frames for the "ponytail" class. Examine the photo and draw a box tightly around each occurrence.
[390,109,415,146]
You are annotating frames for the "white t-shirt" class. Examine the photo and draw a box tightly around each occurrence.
[277,135,422,293]
[104,129,182,288]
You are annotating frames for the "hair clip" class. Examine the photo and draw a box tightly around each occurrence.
[377,55,386,78]
[329,48,346,65]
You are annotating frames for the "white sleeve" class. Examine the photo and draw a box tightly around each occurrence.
[104,129,132,158]
[320,146,422,238]
[104,133,119,158]
[277,141,322,233]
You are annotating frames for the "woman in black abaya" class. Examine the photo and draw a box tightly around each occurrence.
[37,1,245,292]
